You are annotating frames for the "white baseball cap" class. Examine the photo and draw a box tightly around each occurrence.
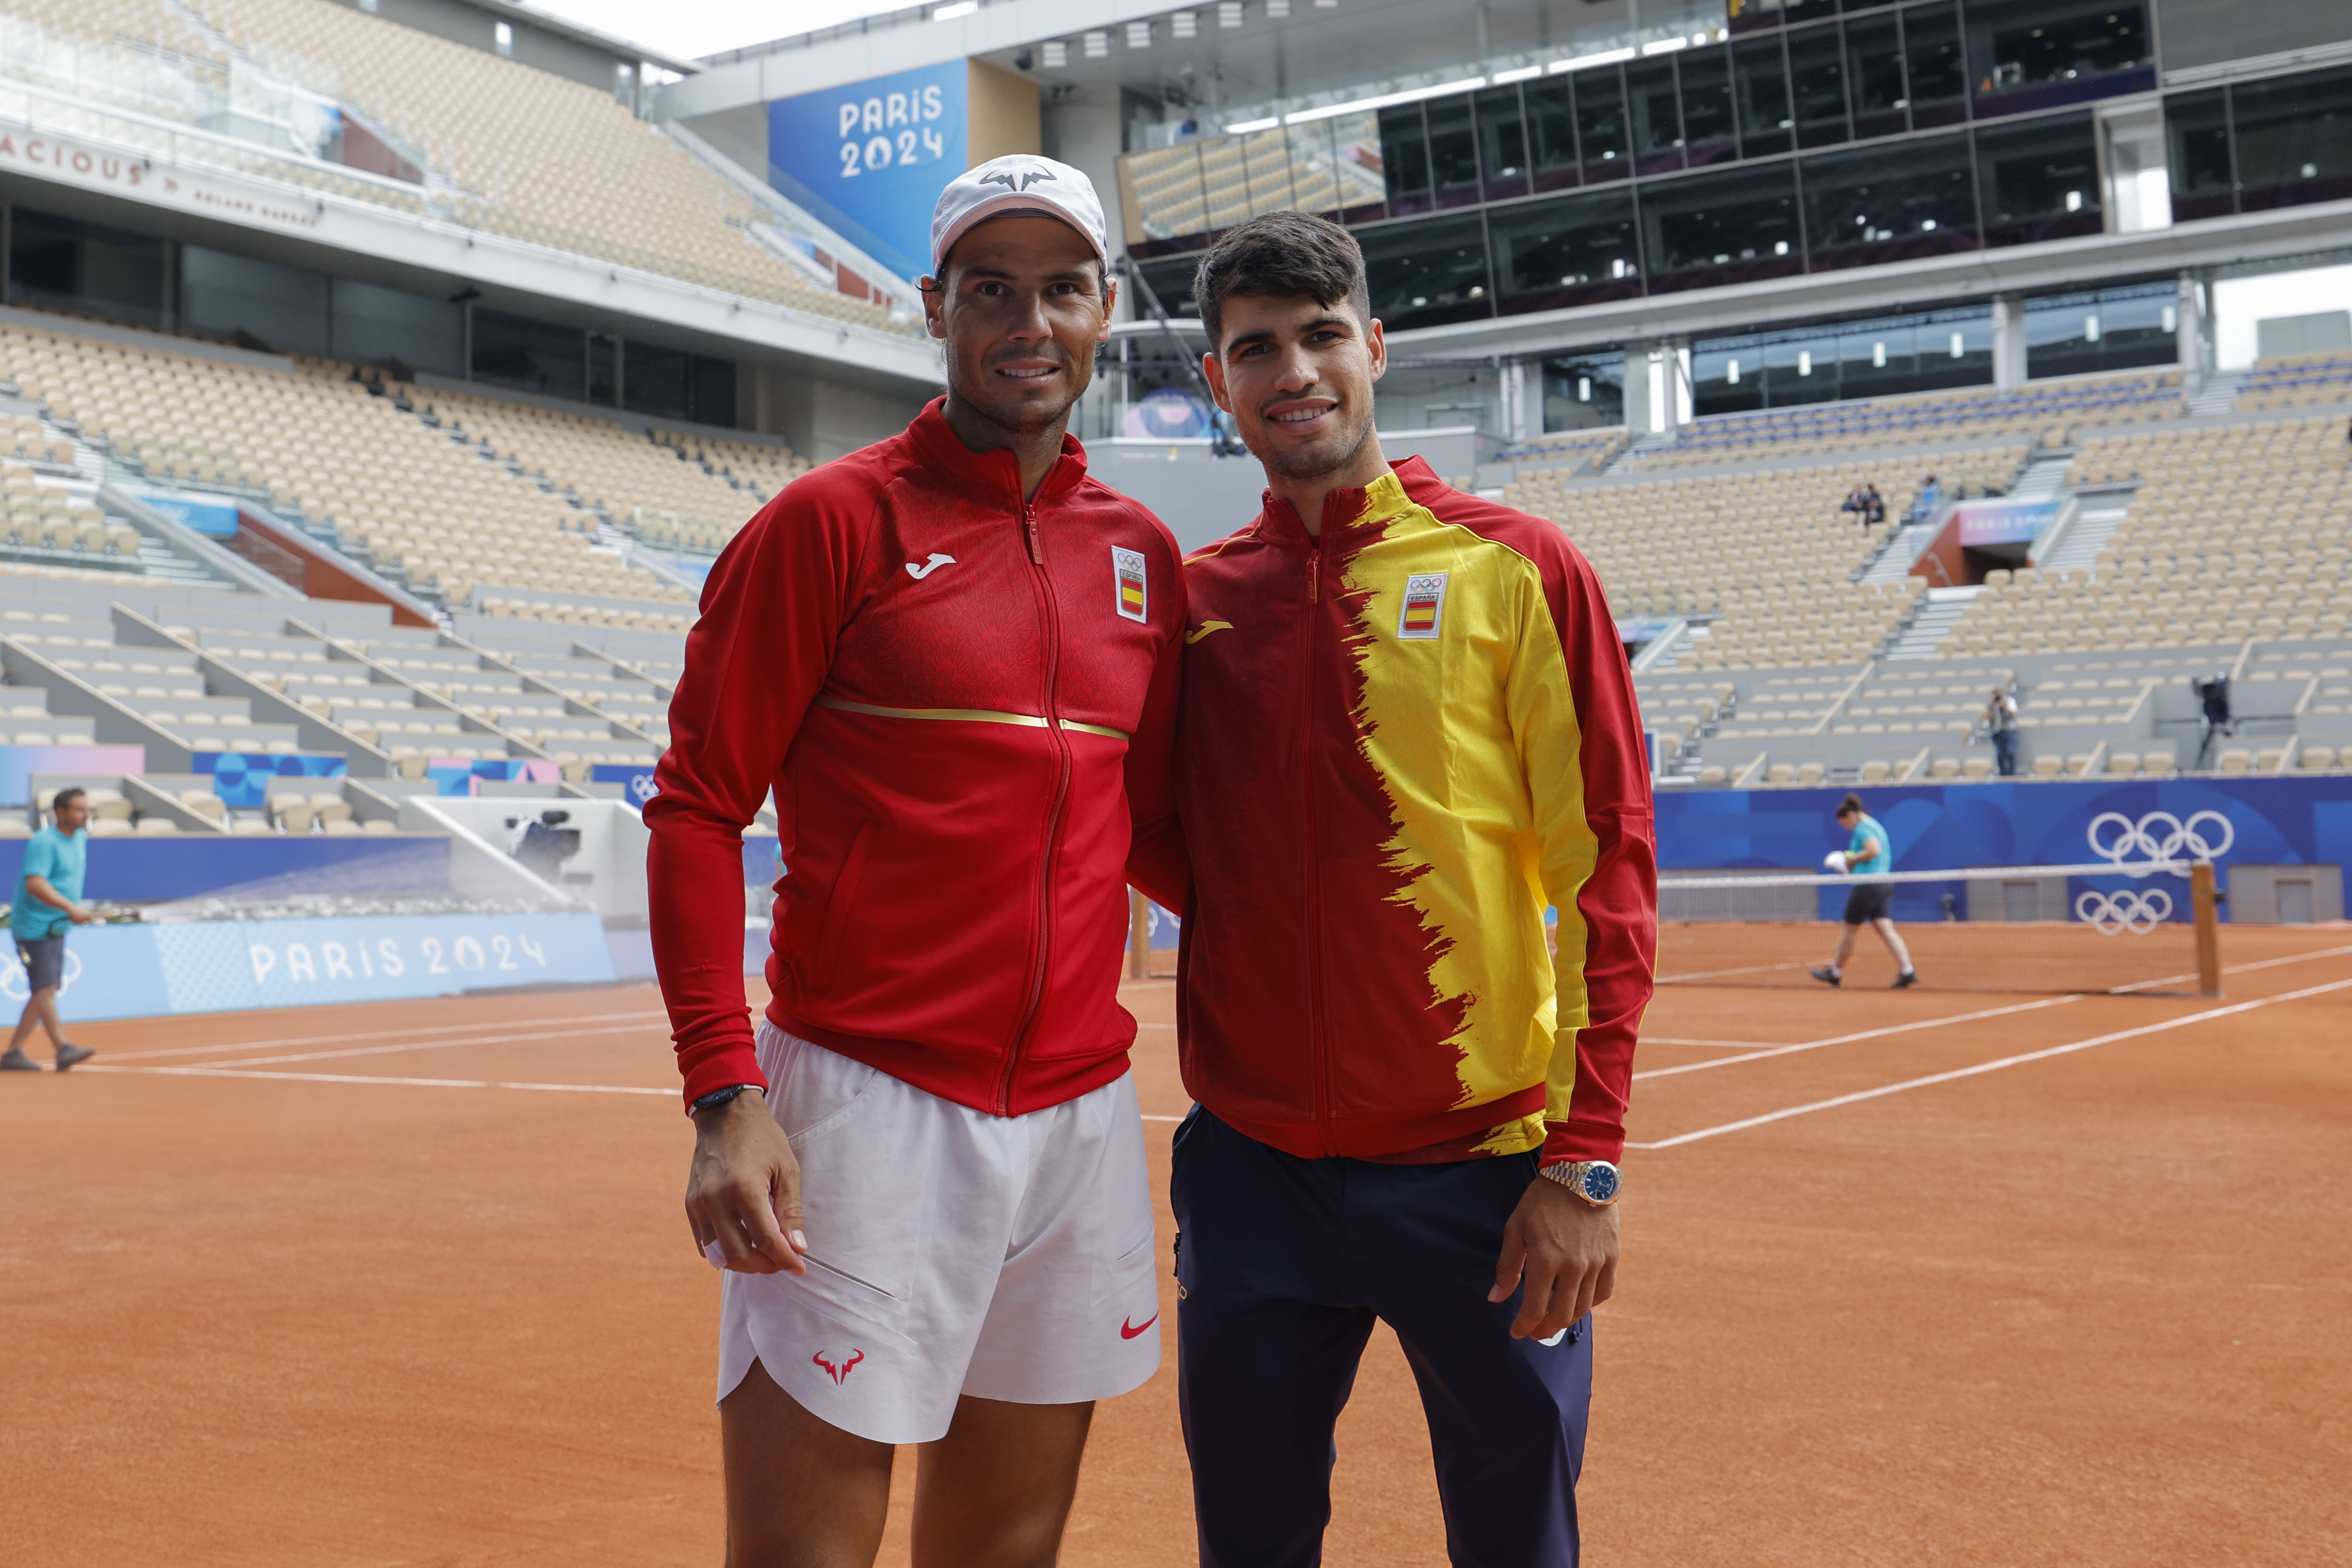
[929,155,1108,279]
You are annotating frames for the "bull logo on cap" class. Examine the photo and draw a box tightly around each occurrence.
[980,167,1058,193]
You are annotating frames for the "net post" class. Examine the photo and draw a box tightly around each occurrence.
[1128,887,1150,979]
[2191,862,2223,999]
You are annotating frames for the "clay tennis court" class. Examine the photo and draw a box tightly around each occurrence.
[6,930,2349,1565]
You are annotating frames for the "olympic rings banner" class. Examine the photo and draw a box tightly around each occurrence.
[1653,775,2352,924]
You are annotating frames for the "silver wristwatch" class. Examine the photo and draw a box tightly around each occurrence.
[1539,1159,1622,1207]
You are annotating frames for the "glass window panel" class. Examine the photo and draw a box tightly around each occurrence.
[1543,352,1626,431]
[1789,25,1851,147]
[2164,89,2233,223]
[2229,66,2352,213]
[6,207,167,329]
[1357,213,1492,330]
[1693,332,1768,416]
[1575,67,1631,181]
[472,309,585,401]
[1638,165,1803,293]
[1913,305,1994,390]
[1488,188,1642,314]
[1627,58,1685,174]
[1844,15,1906,139]
[1121,143,1209,242]
[1967,0,2152,117]
[1800,133,1978,268]
[2025,283,2175,378]
[1679,48,1738,165]
[1325,112,1389,223]
[1734,35,1794,156]
[1427,95,1482,207]
[1135,256,1202,318]
[1976,111,2102,247]
[1379,104,1432,214]
[1476,86,1531,201]
[1902,2,1966,123]
[1762,326,1839,405]
[1837,318,1915,397]
[1527,80,1580,191]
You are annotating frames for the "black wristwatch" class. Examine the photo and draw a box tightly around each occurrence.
[689,1083,762,1116]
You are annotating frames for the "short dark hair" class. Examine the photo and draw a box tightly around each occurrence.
[51,787,86,812]
[1193,211,1371,350]
[1837,793,1865,818]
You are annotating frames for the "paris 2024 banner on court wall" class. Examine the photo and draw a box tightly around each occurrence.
[768,59,966,287]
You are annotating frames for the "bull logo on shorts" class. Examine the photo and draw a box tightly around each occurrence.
[812,1349,865,1385]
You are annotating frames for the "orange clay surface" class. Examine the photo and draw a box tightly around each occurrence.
[4,929,2350,1565]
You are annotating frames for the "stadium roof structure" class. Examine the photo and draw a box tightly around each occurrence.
[450,0,705,78]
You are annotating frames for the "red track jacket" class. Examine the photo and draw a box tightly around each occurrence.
[1174,458,1656,1164]
[647,400,1185,1114]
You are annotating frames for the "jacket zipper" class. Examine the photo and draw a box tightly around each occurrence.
[1000,494,1071,1114]
[1301,537,1335,1154]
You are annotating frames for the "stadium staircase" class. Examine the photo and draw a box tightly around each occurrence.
[2188,369,2248,418]
[2038,490,2135,575]
[1885,588,1980,661]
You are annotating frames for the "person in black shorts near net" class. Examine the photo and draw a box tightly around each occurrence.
[1810,793,1917,989]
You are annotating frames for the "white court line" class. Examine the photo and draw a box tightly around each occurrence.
[81,1064,674,1095]
[1626,974,2352,1151]
[97,1010,672,1063]
[1643,1036,1788,1049]
[1632,995,2082,1081]
[198,1020,672,1069]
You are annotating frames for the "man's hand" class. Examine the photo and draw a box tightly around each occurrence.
[68,907,97,925]
[684,1090,808,1275]
[1489,1178,1619,1341]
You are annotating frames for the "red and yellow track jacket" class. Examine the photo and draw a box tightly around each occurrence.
[1174,457,1656,1164]
[647,400,1185,1114]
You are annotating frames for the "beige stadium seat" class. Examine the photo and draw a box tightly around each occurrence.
[1860,759,1892,784]
[2256,746,2287,772]
[0,818,29,838]
[1929,756,1961,780]
[1960,756,1993,780]
[134,816,178,835]
[2300,745,2339,772]
[362,819,399,835]
[1795,762,1826,786]
[2105,752,2140,777]
[1696,765,1728,786]
[88,817,133,837]
[2217,748,2253,775]
[1766,763,1797,786]
[2066,753,2095,778]
[2140,751,2177,778]
[272,800,316,835]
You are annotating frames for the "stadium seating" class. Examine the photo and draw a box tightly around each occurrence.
[0,319,700,615]
[2234,349,2352,413]
[408,385,773,560]
[6,0,905,333]
[1504,449,2024,669]
[1494,428,1628,472]
[1629,371,2183,471]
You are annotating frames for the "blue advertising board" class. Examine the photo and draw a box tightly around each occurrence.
[592,763,659,804]
[3,909,612,1022]
[121,488,238,537]
[768,59,966,284]
[0,835,451,903]
[193,750,348,808]
[1955,499,2060,549]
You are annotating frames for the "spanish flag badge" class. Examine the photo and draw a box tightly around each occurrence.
[1113,545,1148,622]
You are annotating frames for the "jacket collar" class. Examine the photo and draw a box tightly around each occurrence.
[906,396,1089,506]
[1255,454,1440,546]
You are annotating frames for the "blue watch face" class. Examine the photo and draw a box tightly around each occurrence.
[1581,1163,1620,1202]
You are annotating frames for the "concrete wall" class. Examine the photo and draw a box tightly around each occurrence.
[2154,0,2352,71]
[752,359,938,464]
[345,0,635,96]
[968,59,1043,167]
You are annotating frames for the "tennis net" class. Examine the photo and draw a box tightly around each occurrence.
[1654,861,2222,996]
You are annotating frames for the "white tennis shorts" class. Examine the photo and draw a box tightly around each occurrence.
[716,1023,1163,1445]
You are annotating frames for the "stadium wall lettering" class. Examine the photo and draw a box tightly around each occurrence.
[765,59,967,285]
[0,909,615,1023]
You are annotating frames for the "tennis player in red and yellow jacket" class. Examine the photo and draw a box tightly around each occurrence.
[1166,213,1657,1568]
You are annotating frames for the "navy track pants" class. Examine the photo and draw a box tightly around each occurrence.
[1171,1108,1592,1568]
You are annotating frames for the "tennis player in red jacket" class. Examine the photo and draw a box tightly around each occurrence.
[1168,212,1657,1568]
[646,157,1185,1568]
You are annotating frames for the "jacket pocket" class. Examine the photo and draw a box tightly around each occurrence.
[810,819,875,982]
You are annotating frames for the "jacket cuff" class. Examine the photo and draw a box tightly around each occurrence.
[1541,1119,1625,1164]
[679,1039,768,1112]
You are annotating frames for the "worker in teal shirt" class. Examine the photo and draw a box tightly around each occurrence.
[1810,792,1918,990]
[5,787,96,1071]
